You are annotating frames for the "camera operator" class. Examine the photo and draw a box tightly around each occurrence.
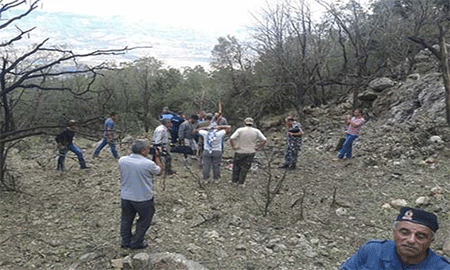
[118,139,162,249]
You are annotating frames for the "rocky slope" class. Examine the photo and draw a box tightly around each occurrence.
[1,48,450,269]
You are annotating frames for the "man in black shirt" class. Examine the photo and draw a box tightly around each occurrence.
[55,120,87,171]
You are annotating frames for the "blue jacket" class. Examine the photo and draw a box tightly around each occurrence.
[341,240,450,269]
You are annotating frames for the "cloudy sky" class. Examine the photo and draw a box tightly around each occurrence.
[40,0,271,36]
[20,0,330,68]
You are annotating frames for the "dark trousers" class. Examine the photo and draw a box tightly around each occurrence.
[120,198,155,248]
[232,152,255,184]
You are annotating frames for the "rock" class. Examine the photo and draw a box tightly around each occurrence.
[431,186,444,197]
[429,136,443,144]
[415,196,430,206]
[382,203,393,209]
[122,135,134,144]
[111,258,123,269]
[123,256,132,270]
[407,73,420,81]
[389,199,407,209]
[335,207,347,216]
[133,253,151,270]
[272,243,287,253]
[359,89,378,101]
[149,252,208,270]
[368,77,395,92]
[79,252,98,262]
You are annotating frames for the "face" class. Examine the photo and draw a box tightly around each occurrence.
[165,121,173,128]
[141,146,150,157]
[393,221,433,264]
[286,119,294,127]
[354,110,361,117]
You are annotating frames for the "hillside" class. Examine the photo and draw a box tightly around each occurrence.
[2,86,450,270]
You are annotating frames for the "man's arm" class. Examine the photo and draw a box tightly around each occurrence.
[153,148,163,176]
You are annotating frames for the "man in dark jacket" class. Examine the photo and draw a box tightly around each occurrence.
[55,120,87,171]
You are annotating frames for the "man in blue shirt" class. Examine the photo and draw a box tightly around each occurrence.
[93,112,119,159]
[118,139,162,249]
[341,207,450,269]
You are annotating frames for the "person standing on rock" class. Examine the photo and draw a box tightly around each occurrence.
[93,112,119,159]
[338,109,364,160]
[55,119,88,171]
[279,116,303,170]
[229,117,267,185]
[118,139,162,249]
[341,207,450,269]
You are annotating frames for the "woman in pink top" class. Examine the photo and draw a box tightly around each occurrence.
[338,109,365,159]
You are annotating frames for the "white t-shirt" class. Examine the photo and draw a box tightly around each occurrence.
[230,126,267,154]
[199,129,226,152]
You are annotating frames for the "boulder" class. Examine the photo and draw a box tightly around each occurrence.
[358,89,378,101]
[389,199,407,209]
[368,77,395,92]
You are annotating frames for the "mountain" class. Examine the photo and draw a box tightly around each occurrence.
[3,10,219,68]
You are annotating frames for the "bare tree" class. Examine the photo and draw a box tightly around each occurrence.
[0,0,145,189]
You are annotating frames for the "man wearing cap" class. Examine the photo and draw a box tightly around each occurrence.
[229,118,267,185]
[55,119,88,170]
[341,207,450,269]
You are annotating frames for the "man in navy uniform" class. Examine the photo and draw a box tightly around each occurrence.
[341,207,450,269]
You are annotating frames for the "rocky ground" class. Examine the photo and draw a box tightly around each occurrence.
[1,105,450,270]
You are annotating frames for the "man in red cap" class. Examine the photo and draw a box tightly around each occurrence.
[341,207,450,269]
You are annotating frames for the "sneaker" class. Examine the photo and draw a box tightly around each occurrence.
[287,165,296,170]
[166,170,176,175]
[278,164,289,169]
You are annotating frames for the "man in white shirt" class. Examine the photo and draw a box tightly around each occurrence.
[198,124,230,182]
[230,117,267,185]
[152,119,174,175]
[118,139,162,249]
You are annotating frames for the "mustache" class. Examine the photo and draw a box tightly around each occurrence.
[401,244,419,251]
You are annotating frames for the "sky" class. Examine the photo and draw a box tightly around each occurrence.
[40,0,271,35]
[23,0,340,68]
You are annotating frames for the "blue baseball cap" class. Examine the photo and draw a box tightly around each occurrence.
[397,207,439,232]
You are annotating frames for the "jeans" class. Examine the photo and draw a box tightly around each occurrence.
[232,152,255,184]
[120,198,155,248]
[202,150,222,180]
[338,134,358,159]
[93,137,118,158]
[57,144,86,170]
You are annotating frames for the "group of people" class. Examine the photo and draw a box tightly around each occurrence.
[54,109,450,269]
